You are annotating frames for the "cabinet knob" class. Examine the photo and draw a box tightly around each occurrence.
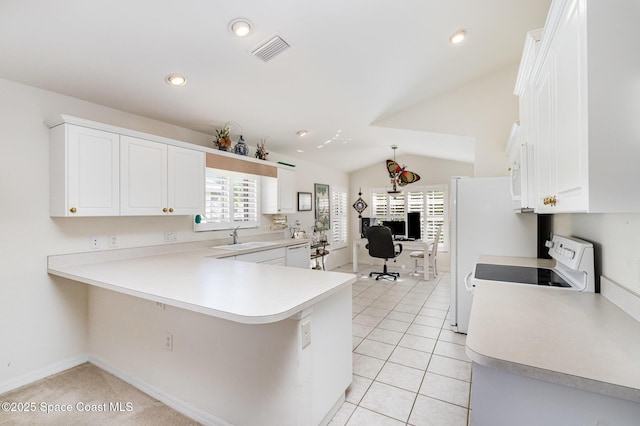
[162,208,168,213]
[169,208,174,213]
[70,207,77,213]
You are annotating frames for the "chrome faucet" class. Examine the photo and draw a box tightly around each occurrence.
[230,226,240,245]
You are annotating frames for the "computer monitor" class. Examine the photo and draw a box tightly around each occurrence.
[382,220,406,237]
[407,212,421,240]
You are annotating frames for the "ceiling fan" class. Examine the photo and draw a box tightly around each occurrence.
[386,145,420,195]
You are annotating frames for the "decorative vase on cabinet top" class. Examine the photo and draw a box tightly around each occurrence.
[234,135,249,156]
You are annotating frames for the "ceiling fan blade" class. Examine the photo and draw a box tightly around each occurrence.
[386,160,402,177]
[399,170,421,184]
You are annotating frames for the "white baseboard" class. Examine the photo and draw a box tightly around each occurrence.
[88,355,231,426]
[0,353,88,395]
[601,276,640,322]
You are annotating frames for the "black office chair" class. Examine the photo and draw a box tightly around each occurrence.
[366,225,403,281]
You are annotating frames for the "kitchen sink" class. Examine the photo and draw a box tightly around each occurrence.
[213,241,278,250]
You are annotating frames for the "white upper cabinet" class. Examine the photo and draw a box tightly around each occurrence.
[277,168,296,214]
[120,136,204,216]
[528,0,640,213]
[261,167,296,214]
[167,145,205,215]
[49,115,204,217]
[120,136,168,215]
[50,124,120,217]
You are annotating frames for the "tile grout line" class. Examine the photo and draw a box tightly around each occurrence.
[349,270,469,424]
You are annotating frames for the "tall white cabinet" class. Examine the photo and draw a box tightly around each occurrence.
[519,0,640,213]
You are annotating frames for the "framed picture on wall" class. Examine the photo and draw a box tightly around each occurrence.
[298,192,312,211]
[314,183,330,231]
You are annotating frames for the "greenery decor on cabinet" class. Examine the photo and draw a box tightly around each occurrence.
[255,139,268,160]
[214,127,232,151]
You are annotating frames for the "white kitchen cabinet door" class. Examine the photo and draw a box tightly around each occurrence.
[120,136,168,216]
[277,168,296,214]
[526,0,640,213]
[551,0,588,212]
[261,167,296,214]
[49,124,120,217]
[121,137,204,216]
[533,59,556,213]
[167,146,204,215]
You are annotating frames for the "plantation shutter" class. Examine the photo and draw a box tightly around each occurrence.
[426,189,445,247]
[204,173,230,224]
[198,168,260,230]
[233,176,258,223]
[331,188,348,248]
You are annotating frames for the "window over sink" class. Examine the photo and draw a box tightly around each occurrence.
[194,168,260,231]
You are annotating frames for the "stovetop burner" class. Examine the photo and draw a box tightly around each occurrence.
[475,263,572,288]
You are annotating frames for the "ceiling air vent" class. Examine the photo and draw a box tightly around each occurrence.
[251,35,290,62]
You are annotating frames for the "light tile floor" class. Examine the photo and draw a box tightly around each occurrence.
[329,264,471,426]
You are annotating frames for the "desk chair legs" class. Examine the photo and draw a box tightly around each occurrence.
[369,262,400,281]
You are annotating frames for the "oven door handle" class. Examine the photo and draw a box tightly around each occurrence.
[464,271,475,293]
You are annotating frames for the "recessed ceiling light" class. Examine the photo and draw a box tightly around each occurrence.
[166,73,187,86]
[296,149,305,153]
[450,29,467,44]
[229,18,252,37]
[317,145,324,149]
[296,130,308,137]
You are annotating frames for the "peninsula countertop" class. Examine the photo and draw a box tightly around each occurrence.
[48,239,356,325]
[466,281,640,403]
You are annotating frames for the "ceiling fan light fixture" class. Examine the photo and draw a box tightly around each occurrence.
[450,29,467,44]
[166,73,187,86]
[230,19,252,37]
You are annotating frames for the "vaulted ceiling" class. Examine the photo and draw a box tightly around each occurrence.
[0,0,550,171]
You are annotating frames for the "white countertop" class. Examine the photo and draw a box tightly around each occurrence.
[48,239,356,325]
[466,281,640,403]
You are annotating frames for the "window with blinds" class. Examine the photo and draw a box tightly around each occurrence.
[331,187,348,248]
[370,186,448,249]
[196,168,260,231]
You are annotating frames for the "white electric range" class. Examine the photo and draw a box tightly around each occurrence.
[468,235,595,293]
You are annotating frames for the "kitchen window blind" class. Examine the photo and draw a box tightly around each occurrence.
[197,168,260,231]
[331,187,348,249]
[370,186,448,249]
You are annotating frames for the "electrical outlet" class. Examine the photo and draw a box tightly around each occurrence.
[90,236,100,249]
[301,320,311,349]
[164,232,178,242]
[108,234,118,248]
[165,332,173,351]
[155,302,165,310]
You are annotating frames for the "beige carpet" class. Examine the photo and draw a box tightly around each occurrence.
[0,363,199,425]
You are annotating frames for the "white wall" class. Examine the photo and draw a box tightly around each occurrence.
[349,153,474,272]
[0,77,348,391]
[373,65,520,178]
[553,214,640,295]
[268,154,350,271]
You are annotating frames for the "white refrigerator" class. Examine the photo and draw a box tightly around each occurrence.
[450,176,538,333]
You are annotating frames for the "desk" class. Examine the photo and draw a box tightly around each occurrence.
[353,238,433,280]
